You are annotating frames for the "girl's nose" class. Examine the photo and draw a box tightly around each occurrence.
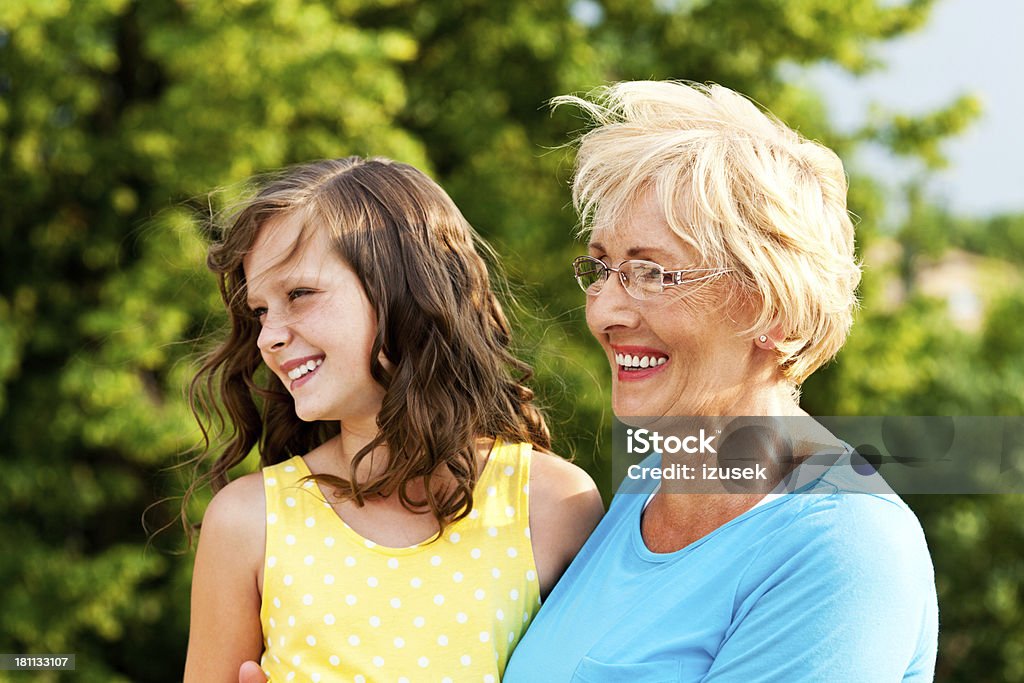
[257,318,292,353]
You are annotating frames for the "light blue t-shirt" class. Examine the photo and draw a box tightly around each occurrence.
[505,454,938,682]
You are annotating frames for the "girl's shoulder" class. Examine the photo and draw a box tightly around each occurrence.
[200,471,266,555]
[526,449,605,596]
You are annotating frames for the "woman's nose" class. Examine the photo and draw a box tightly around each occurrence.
[586,273,641,335]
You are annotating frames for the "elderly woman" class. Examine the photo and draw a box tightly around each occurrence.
[504,82,938,681]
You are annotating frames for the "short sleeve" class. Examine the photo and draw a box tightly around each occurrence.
[702,495,938,682]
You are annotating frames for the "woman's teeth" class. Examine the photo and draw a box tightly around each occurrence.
[287,358,323,380]
[616,353,667,370]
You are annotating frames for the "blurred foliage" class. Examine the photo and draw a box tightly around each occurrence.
[0,0,1020,680]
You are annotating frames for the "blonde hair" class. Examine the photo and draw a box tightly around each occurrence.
[554,81,861,384]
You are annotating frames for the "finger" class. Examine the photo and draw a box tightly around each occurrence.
[238,660,268,683]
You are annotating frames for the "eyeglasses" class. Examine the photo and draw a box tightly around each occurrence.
[572,255,729,300]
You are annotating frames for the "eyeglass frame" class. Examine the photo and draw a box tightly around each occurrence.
[571,255,731,300]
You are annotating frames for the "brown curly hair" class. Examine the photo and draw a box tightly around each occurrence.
[185,156,550,538]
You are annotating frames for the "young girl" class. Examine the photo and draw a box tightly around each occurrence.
[182,157,603,682]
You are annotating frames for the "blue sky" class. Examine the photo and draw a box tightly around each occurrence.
[801,0,1024,217]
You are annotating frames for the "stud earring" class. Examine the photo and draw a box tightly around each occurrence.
[758,335,768,344]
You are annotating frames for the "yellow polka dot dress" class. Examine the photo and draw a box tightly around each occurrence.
[259,440,541,682]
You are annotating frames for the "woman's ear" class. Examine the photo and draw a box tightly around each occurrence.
[754,323,785,350]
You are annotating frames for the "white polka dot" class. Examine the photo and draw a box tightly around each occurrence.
[287,616,296,627]
[399,678,409,683]
[390,597,402,608]
[452,571,464,583]
[468,509,480,519]
[291,654,301,666]
[284,465,296,472]
[344,556,355,566]
[438,634,449,646]
[273,597,281,608]
[266,477,278,486]
[348,634,360,646]
[527,569,537,581]
[267,556,277,568]
[456,612,468,623]
[418,656,430,668]
[410,577,422,588]
[367,577,378,587]
[324,574,335,585]
[329,655,340,666]
[430,555,442,566]
[353,676,364,683]
[393,637,405,648]
[504,465,515,476]
[278,635,285,646]
[324,613,336,625]
[510,588,519,600]
[285,497,296,507]
[443,678,454,683]
[345,594,357,606]
[285,534,296,545]
[413,616,425,627]
[267,513,277,524]
[369,616,381,627]
[507,547,518,558]
[491,567,501,579]
[324,536,335,547]
[470,548,482,559]
[505,505,516,517]
[523,483,530,494]
[460,654,471,666]
[269,617,276,628]
[305,516,315,528]
[487,527,498,537]
[487,485,497,497]
[306,635,317,646]
[372,656,384,667]
[312,675,321,683]
[486,675,496,683]
[449,532,461,543]
[496,608,504,621]
[302,480,314,489]
[433,594,445,605]
[283,574,294,586]
[524,611,530,622]
[387,557,399,569]
[302,594,313,606]
[474,588,485,600]
[304,555,314,565]
[364,539,376,549]
[286,673,295,682]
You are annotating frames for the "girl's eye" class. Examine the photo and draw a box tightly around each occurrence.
[250,306,267,320]
[288,288,314,302]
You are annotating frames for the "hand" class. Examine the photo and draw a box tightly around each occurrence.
[238,661,267,683]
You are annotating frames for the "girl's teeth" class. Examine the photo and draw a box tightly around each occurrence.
[287,358,323,380]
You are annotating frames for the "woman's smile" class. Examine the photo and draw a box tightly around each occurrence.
[612,344,670,381]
